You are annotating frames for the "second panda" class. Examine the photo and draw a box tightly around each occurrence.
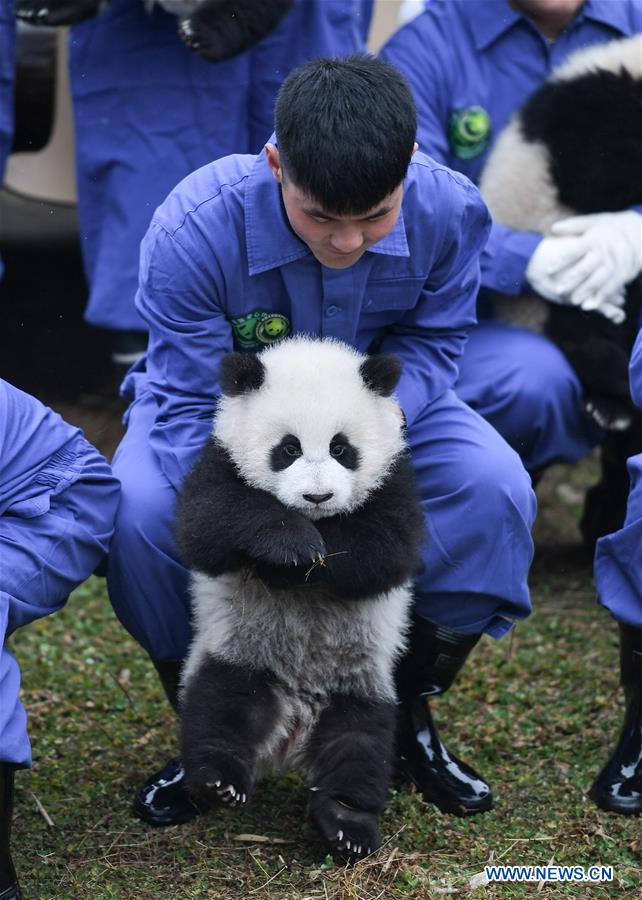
[176,337,425,856]
[479,34,642,433]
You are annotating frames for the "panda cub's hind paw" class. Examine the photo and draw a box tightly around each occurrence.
[309,793,381,859]
[185,751,253,808]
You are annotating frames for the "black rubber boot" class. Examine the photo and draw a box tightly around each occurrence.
[133,758,208,827]
[589,623,642,814]
[0,763,20,900]
[395,615,493,816]
[133,660,209,827]
[151,659,182,712]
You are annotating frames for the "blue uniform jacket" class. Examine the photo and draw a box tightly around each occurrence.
[125,147,491,491]
[380,0,642,296]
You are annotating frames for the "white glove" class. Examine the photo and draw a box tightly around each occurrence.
[525,233,627,323]
[550,211,642,309]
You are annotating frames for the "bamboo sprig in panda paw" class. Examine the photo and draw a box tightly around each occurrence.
[176,337,425,857]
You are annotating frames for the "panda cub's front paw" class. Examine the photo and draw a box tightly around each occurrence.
[251,513,326,568]
[185,751,253,808]
[177,13,225,61]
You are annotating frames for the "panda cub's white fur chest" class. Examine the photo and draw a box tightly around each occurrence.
[184,569,411,698]
[183,568,412,767]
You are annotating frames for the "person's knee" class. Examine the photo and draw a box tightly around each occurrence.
[112,464,178,558]
[466,441,536,526]
[502,336,581,429]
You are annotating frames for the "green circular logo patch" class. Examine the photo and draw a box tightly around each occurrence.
[255,314,290,344]
[230,309,291,350]
[448,106,491,160]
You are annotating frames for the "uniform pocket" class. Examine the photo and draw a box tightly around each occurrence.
[4,443,83,519]
[362,278,425,312]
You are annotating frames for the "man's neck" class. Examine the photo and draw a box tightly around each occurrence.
[509,0,585,39]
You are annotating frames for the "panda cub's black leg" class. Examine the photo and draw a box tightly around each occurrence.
[306,694,397,857]
[181,657,281,808]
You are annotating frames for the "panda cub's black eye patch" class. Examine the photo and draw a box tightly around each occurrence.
[330,433,359,470]
[270,434,302,471]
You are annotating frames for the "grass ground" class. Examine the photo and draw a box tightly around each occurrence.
[9,457,642,899]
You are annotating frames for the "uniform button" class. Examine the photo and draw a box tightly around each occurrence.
[325,305,341,317]
[498,275,511,289]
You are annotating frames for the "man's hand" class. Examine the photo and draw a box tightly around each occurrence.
[550,210,642,308]
[525,211,641,324]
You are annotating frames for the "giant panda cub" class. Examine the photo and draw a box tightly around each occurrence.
[176,337,425,856]
[479,34,642,433]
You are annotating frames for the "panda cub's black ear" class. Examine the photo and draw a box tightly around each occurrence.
[219,352,265,396]
[360,355,402,397]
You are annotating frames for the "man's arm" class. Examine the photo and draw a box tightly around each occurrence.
[134,221,234,492]
[378,172,491,426]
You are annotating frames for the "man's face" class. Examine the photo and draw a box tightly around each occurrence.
[510,0,585,23]
[281,180,404,269]
[265,143,405,269]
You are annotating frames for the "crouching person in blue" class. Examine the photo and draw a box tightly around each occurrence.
[591,330,642,814]
[106,55,536,827]
[0,381,119,899]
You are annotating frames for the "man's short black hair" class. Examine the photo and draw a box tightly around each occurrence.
[274,54,417,216]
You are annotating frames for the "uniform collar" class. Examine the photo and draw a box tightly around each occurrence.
[579,0,631,35]
[244,143,409,276]
[471,1,526,50]
[472,0,629,51]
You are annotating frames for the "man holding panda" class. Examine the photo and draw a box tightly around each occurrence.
[106,54,538,826]
[380,0,642,813]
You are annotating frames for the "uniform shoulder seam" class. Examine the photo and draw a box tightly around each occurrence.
[156,171,250,239]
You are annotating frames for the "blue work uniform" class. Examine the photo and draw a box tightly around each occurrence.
[69,0,370,332]
[0,381,119,767]
[0,0,15,281]
[106,146,536,663]
[380,0,642,472]
[595,330,642,627]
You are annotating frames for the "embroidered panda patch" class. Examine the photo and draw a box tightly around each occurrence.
[230,309,291,350]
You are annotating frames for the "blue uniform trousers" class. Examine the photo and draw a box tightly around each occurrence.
[456,322,604,473]
[106,387,536,663]
[1,436,119,767]
[595,454,642,629]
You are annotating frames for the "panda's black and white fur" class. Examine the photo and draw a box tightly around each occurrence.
[479,34,642,432]
[177,337,425,856]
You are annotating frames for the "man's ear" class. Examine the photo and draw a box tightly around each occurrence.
[265,143,283,183]
[411,141,419,157]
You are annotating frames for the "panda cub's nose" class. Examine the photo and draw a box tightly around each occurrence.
[303,492,334,505]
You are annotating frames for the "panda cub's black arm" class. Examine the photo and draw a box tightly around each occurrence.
[310,453,425,600]
[177,439,326,576]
